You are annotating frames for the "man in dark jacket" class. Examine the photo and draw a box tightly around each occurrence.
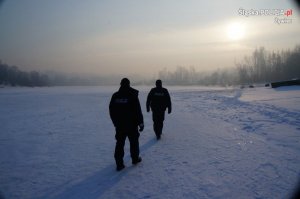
[109,78,144,171]
[146,80,171,140]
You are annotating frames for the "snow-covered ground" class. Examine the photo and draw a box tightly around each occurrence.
[0,86,299,199]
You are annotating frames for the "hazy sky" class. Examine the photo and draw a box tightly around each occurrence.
[0,0,299,77]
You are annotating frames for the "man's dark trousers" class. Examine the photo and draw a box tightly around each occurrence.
[152,111,165,137]
[114,128,140,166]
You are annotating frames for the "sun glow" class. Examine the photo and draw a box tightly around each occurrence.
[226,22,246,41]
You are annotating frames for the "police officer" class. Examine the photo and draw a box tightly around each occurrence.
[109,78,144,171]
[146,80,172,140]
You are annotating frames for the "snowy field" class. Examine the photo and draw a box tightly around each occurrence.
[0,85,300,199]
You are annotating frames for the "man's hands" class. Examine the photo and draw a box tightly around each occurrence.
[139,123,144,132]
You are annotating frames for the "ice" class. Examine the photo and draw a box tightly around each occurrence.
[0,86,299,199]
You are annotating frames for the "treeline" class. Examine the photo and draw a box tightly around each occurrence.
[0,61,50,86]
[236,46,300,85]
[158,45,300,86]
[0,60,123,87]
[1,45,299,87]
[157,66,238,86]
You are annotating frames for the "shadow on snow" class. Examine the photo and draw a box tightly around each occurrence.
[41,137,157,199]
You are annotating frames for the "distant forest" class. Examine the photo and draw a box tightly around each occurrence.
[1,45,299,87]
[0,61,116,86]
[0,62,50,87]
[158,45,300,86]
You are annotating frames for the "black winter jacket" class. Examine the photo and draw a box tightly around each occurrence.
[109,86,144,130]
[146,87,172,113]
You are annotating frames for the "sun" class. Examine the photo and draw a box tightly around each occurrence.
[226,22,245,41]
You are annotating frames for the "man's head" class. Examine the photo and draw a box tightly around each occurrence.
[120,78,130,88]
[156,79,162,88]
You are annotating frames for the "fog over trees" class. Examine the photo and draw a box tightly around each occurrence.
[158,45,300,86]
[1,45,299,87]
[0,62,50,87]
[0,62,123,86]
[236,45,300,85]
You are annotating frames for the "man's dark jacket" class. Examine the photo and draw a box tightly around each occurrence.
[146,87,172,113]
[109,86,144,130]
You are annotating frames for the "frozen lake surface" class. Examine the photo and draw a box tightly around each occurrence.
[0,86,300,199]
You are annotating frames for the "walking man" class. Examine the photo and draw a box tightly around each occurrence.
[146,80,172,140]
[109,78,144,171]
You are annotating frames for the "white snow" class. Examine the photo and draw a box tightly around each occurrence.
[0,86,299,199]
